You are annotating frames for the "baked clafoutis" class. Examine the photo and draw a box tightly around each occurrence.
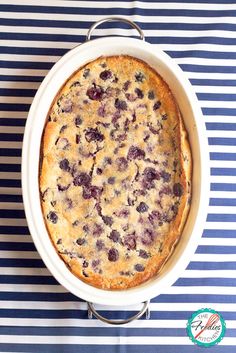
[40,55,191,290]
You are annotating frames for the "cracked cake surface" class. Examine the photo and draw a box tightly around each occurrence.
[39,55,191,290]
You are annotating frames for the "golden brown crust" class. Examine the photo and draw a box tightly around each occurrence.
[39,55,191,290]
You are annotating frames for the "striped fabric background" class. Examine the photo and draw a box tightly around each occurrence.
[0,0,236,352]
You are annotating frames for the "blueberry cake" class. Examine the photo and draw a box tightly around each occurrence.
[40,55,191,290]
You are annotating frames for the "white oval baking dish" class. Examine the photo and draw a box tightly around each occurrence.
[22,17,209,322]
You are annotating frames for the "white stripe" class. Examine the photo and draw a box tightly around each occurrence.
[0,156,21,163]
[189,72,236,80]
[167,286,236,295]
[0,317,234,329]
[1,0,236,10]
[183,270,236,278]
[0,250,39,259]
[0,335,235,345]
[1,300,236,312]
[0,142,23,148]
[0,219,27,226]
[200,237,236,246]
[175,57,236,66]
[0,284,66,292]
[1,12,236,24]
[200,100,236,108]
[210,160,236,168]
[0,111,28,119]
[0,202,24,210]
[2,40,236,53]
[0,68,48,76]
[206,116,236,123]
[0,54,59,62]
[210,191,236,198]
[0,96,33,104]
[204,222,236,230]
[0,126,25,133]
[0,172,21,180]
[196,86,236,94]
[0,81,40,89]
[0,235,31,242]
[209,146,236,153]
[0,187,22,195]
[0,267,49,276]
[210,176,236,183]
[2,25,236,39]
[193,253,236,261]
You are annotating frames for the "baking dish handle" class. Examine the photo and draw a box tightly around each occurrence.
[86,17,145,41]
[87,301,150,325]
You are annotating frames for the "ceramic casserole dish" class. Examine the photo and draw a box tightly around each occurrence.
[22,17,209,324]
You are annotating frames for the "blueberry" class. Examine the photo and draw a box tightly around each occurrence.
[127,146,145,160]
[109,230,121,243]
[59,158,70,172]
[76,134,80,144]
[144,167,159,181]
[59,125,67,133]
[83,68,90,78]
[159,186,172,196]
[100,69,112,80]
[136,202,149,213]
[96,239,105,251]
[173,183,183,197]
[97,105,106,117]
[108,248,119,262]
[135,72,145,82]
[148,210,161,225]
[139,249,149,259]
[75,116,83,126]
[73,172,91,187]
[83,225,89,232]
[76,238,85,246]
[96,168,103,175]
[123,80,131,91]
[160,170,171,182]
[86,84,104,101]
[82,185,102,200]
[57,183,70,192]
[153,101,161,111]
[93,223,103,237]
[61,99,73,113]
[134,264,145,272]
[56,238,62,245]
[114,98,127,111]
[83,260,89,268]
[47,211,58,224]
[125,93,137,102]
[85,127,104,142]
[123,233,136,250]
[108,176,115,184]
[135,88,144,99]
[148,90,155,100]
[116,157,128,172]
[162,113,168,120]
[141,228,154,246]
[92,259,100,268]
[102,215,113,226]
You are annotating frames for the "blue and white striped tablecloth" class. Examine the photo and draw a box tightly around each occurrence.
[0,1,236,352]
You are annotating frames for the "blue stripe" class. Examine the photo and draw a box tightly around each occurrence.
[198,93,236,101]
[0,164,21,172]
[176,277,236,286]
[0,4,235,16]
[0,75,43,82]
[0,210,25,218]
[0,89,36,97]
[0,60,53,70]
[211,183,236,192]
[0,149,22,157]
[0,259,45,268]
[0,103,30,111]
[211,152,236,161]
[0,226,29,235]
[0,275,57,285]
[206,122,236,130]
[187,261,236,270]
[0,134,23,141]
[0,180,21,188]
[203,229,236,237]
[209,138,236,146]
[211,168,236,175]
[0,242,35,251]
[180,64,236,73]
[191,79,236,86]
[210,198,236,206]
[207,213,236,222]
[0,118,26,127]
[0,344,235,353]
[196,245,236,254]
[203,108,236,116]
[0,194,23,202]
